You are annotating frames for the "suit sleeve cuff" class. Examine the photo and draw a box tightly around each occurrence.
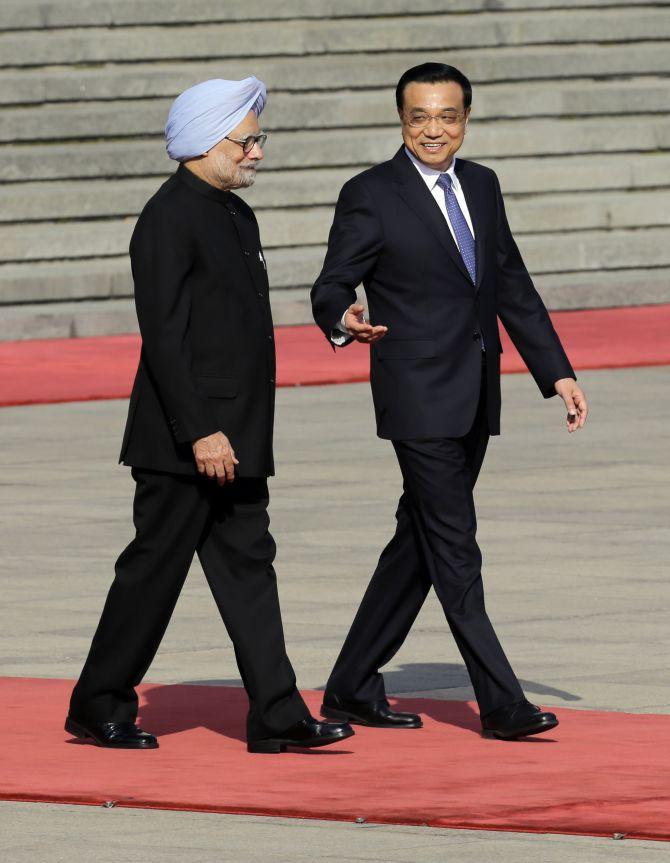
[330,309,353,347]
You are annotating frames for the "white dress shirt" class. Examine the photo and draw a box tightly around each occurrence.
[332,147,477,345]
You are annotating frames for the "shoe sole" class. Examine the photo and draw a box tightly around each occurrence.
[321,705,423,729]
[64,716,159,749]
[247,727,355,754]
[481,718,559,740]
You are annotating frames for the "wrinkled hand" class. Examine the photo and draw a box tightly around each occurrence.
[554,378,588,433]
[192,431,239,485]
[344,303,388,344]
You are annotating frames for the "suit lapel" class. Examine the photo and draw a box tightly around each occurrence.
[392,148,488,290]
[392,148,473,285]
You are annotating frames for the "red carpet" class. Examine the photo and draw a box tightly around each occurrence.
[1,677,668,841]
[1,305,669,408]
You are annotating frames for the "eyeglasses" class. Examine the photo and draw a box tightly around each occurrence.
[224,133,268,154]
[404,111,466,128]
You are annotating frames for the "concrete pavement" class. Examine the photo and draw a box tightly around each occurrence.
[2,802,669,863]
[1,365,669,860]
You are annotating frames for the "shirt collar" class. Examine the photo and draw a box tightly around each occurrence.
[404,146,458,191]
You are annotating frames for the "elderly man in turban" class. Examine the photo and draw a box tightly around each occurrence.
[65,78,353,754]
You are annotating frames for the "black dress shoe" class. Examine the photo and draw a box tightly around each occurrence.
[65,715,159,749]
[247,716,354,753]
[321,692,422,729]
[481,700,558,740]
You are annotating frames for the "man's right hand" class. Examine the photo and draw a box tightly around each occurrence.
[344,303,388,344]
[192,431,239,485]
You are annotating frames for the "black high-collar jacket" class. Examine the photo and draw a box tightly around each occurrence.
[120,163,276,477]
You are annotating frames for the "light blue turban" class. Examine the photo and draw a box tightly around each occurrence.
[165,76,267,162]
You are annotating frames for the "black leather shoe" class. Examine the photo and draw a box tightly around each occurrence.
[321,692,422,728]
[481,700,558,740]
[247,716,354,753]
[65,715,159,749]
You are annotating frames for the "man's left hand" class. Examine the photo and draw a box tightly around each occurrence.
[554,378,588,432]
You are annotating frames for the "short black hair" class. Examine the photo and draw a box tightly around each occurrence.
[395,62,472,112]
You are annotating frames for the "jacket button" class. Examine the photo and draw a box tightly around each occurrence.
[269,378,275,384]
[267,334,273,341]
[473,332,481,340]
[243,250,250,256]
[258,291,264,297]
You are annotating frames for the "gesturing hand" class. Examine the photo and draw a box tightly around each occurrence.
[344,303,388,344]
[192,431,239,485]
[554,378,588,433]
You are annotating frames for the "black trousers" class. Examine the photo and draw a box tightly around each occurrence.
[327,369,524,717]
[70,469,310,740]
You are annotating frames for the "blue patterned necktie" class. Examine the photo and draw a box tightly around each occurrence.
[436,173,476,284]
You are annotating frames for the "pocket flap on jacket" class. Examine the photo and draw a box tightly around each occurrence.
[194,376,239,398]
[374,339,436,360]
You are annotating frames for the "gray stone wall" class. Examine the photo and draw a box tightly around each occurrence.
[1,0,669,339]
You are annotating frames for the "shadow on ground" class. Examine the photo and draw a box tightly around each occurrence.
[137,683,352,754]
[183,663,579,703]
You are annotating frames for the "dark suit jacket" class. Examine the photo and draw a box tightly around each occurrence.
[311,147,575,439]
[120,163,276,477]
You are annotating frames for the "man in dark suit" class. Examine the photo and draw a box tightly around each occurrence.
[312,63,588,740]
[66,77,352,754]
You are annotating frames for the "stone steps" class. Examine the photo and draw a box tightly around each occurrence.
[4,77,669,144]
[1,0,655,31]
[0,288,314,341]
[2,227,668,308]
[3,190,669,266]
[5,152,670,223]
[4,41,669,106]
[1,2,668,340]
[3,9,668,69]
[1,265,666,342]
[0,245,323,304]
[4,115,670,183]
